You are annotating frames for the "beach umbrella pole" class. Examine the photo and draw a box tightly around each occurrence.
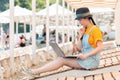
[115,0,120,46]
[31,0,36,56]
[9,0,15,75]
[46,0,50,50]
[62,0,65,44]
[55,0,59,43]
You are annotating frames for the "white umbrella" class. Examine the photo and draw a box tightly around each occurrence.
[36,3,73,26]
[0,6,32,23]
[0,16,10,23]
[0,6,32,17]
[89,8,114,13]
[37,3,72,16]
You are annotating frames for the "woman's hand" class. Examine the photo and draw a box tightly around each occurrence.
[77,54,88,60]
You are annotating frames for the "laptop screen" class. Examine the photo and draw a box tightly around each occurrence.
[50,43,65,57]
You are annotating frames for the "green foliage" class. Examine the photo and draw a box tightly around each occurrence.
[36,0,46,11]
[15,0,21,6]
[50,0,55,5]
[0,0,63,12]
[36,0,56,12]
[0,0,9,12]
[15,0,32,10]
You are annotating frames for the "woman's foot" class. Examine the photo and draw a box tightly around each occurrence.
[22,67,40,78]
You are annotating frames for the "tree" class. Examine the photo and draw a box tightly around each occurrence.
[36,0,46,12]
[0,0,9,12]
[0,0,65,12]
[15,0,32,10]
[36,0,55,12]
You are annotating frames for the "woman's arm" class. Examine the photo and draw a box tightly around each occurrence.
[77,40,103,60]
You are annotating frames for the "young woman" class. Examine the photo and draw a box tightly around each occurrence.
[23,7,103,78]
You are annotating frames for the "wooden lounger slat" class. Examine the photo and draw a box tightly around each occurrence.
[111,71,120,80]
[102,72,114,80]
[85,76,93,80]
[66,76,76,80]
[105,58,112,66]
[111,57,119,65]
[76,77,84,80]
[58,76,66,80]
[94,74,103,80]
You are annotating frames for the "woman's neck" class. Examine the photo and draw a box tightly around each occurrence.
[87,22,92,27]
[84,23,91,29]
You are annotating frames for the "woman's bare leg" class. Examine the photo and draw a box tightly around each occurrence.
[32,57,81,74]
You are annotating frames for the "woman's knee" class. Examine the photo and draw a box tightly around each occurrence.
[56,57,65,61]
[56,57,66,64]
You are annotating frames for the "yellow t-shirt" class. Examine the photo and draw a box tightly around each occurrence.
[84,24,103,48]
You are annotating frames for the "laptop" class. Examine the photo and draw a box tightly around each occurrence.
[49,43,77,58]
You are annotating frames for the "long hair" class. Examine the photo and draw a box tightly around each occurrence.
[89,17,96,25]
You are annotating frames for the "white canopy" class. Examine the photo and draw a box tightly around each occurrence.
[36,3,73,25]
[37,3,73,16]
[89,8,114,13]
[0,16,10,23]
[0,6,32,17]
[0,6,32,23]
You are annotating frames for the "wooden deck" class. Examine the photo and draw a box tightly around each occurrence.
[35,48,120,80]
[51,71,120,80]
[1,42,120,80]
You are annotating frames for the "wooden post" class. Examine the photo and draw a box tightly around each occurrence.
[32,0,36,54]
[9,0,15,75]
[115,0,120,46]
